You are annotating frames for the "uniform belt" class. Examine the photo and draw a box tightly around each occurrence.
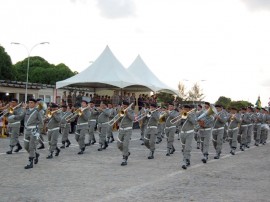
[26,126,36,129]
[89,119,96,122]
[147,126,157,129]
[165,126,176,129]
[119,127,132,131]
[248,124,253,126]
[256,123,262,125]
[181,129,194,133]
[48,127,60,132]
[241,125,248,127]
[8,121,21,125]
[200,128,212,131]
[212,127,224,130]
[77,123,88,126]
[229,127,238,131]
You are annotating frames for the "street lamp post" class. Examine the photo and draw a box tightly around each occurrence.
[11,42,49,102]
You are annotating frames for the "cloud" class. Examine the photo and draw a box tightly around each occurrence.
[96,0,136,19]
[242,0,270,11]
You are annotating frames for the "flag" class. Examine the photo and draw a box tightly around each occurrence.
[255,96,262,109]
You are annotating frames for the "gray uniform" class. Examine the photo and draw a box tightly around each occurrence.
[212,110,228,156]
[107,107,117,141]
[194,110,204,147]
[144,110,159,152]
[117,108,135,158]
[247,112,256,147]
[97,108,110,146]
[254,112,263,145]
[260,113,270,144]
[47,112,61,153]
[228,113,241,150]
[198,112,214,160]
[75,108,90,151]
[138,107,149,142]
[60,110,72,143]
[180,111,197,164]
[7,107,23,149]
[88,107,99,143]
[14,108,43,158]
[164,110,179,155]
[239,112,251,149]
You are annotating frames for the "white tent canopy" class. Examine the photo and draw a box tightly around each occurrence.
[56,46,152,91]
[127,55,178,95]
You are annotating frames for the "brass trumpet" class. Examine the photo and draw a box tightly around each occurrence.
[158,111,168,123]
[65,106,90,122]
[45,108,62,119]
[170,109,196,124]
[0,102,22,117]
[108,103,133,126]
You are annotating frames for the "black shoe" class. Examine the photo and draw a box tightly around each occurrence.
[255,142,259,146]
[186,159,191,167]
[246,144,250,148]
[141,142,145,145]
[196,143,200,149]
[121,156,128,166]
[6,150,12,154]
[46,153,53,159]
[34,153,40,164]
[214,154,220,159]
[91,140,96,145]
[170,146,175,154]
[37,144,45,150]
[66,140,71,147]
[110,137,115,143]
[166,153,170,156]
[24,158,34,169]
[60,141,65,149]
[230,150,235,155]
[202,155,208,163]
[98,145,103,151]
[182,164,187,169]
[240,146,245,151]
[55,147,60,156]
[78,150,84,155]
[14,143,22,153]
[148,151,154,159]
[85,143,90,146]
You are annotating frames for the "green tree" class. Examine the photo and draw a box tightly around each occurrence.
[0,45,14,80]
[215,96,231,109]
[187,82,204,101]
[229,100,253,110]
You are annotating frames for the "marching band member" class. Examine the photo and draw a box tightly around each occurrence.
[156,106,166,144]
[75,100,90,155]
[197,102,214,163]
[6,98,24,154]
[117,101,135,166]
[260,108,270,145]
[11,98,43,169]
[87,101,99,145]
[227,107,242,155]
[254,107,263,146]
[239,107,250,151]
[144,103,159,159]
[138,103,149,145]
[46,104,61,159]
[194,104,203,149]
[36,98,46,150]
[164,102,179,156]
[97,101,110,151]
[180,105,197,169]
[107,102,117,143]
[212,104,228,159]
[246,106,255,148]
[59,105,72,148]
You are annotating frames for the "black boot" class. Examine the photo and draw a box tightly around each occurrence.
[148,151,154,159]
[240,145,245,151]
[46,152,53,159]
[24,157,34,169]
[55,147,61,156]
[166,148,170,156]
[121,155,128,166]
[230,149,235,155]
[197,142,200,149]
[103,141,108,149]
[110,136,115,143]
[91,138,96,145]
[186,159,191,167]
[182,160,187,170]
[66,139,71,147]
[170,145,175,154]
[214,152,220,159]
[78,147,85,155]
[202,154,208,163]
[34,152,40,164]
[37,143,45,150]
[14,143,22,153]
[98,144,103,151]
[60,141,65,149]
[6,146,14,154]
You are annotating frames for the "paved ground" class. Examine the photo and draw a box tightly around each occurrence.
[0,129,269,202]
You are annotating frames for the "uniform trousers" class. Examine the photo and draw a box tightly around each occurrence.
[8,126,20,147]
[144,128,157,152]
[117,129,132,157]
[48,129,60,152]
[24,129,38,158]
[212,128,224,154]
[199,128,212,155]
[75,128,88,149]
[228,127,239,149]
[165,126,176,150]
[180,131,194,161]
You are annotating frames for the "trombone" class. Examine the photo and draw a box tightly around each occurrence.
[108,103,133,126]
[170,109,196,124]
[65,106,90,122]
[45,108,62,119]
[197,104,218,120]
[0,102,23,117]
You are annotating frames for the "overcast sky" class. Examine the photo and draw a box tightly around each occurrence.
[1,0,270,106]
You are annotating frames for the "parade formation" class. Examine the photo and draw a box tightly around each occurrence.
[0,97,269,170]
